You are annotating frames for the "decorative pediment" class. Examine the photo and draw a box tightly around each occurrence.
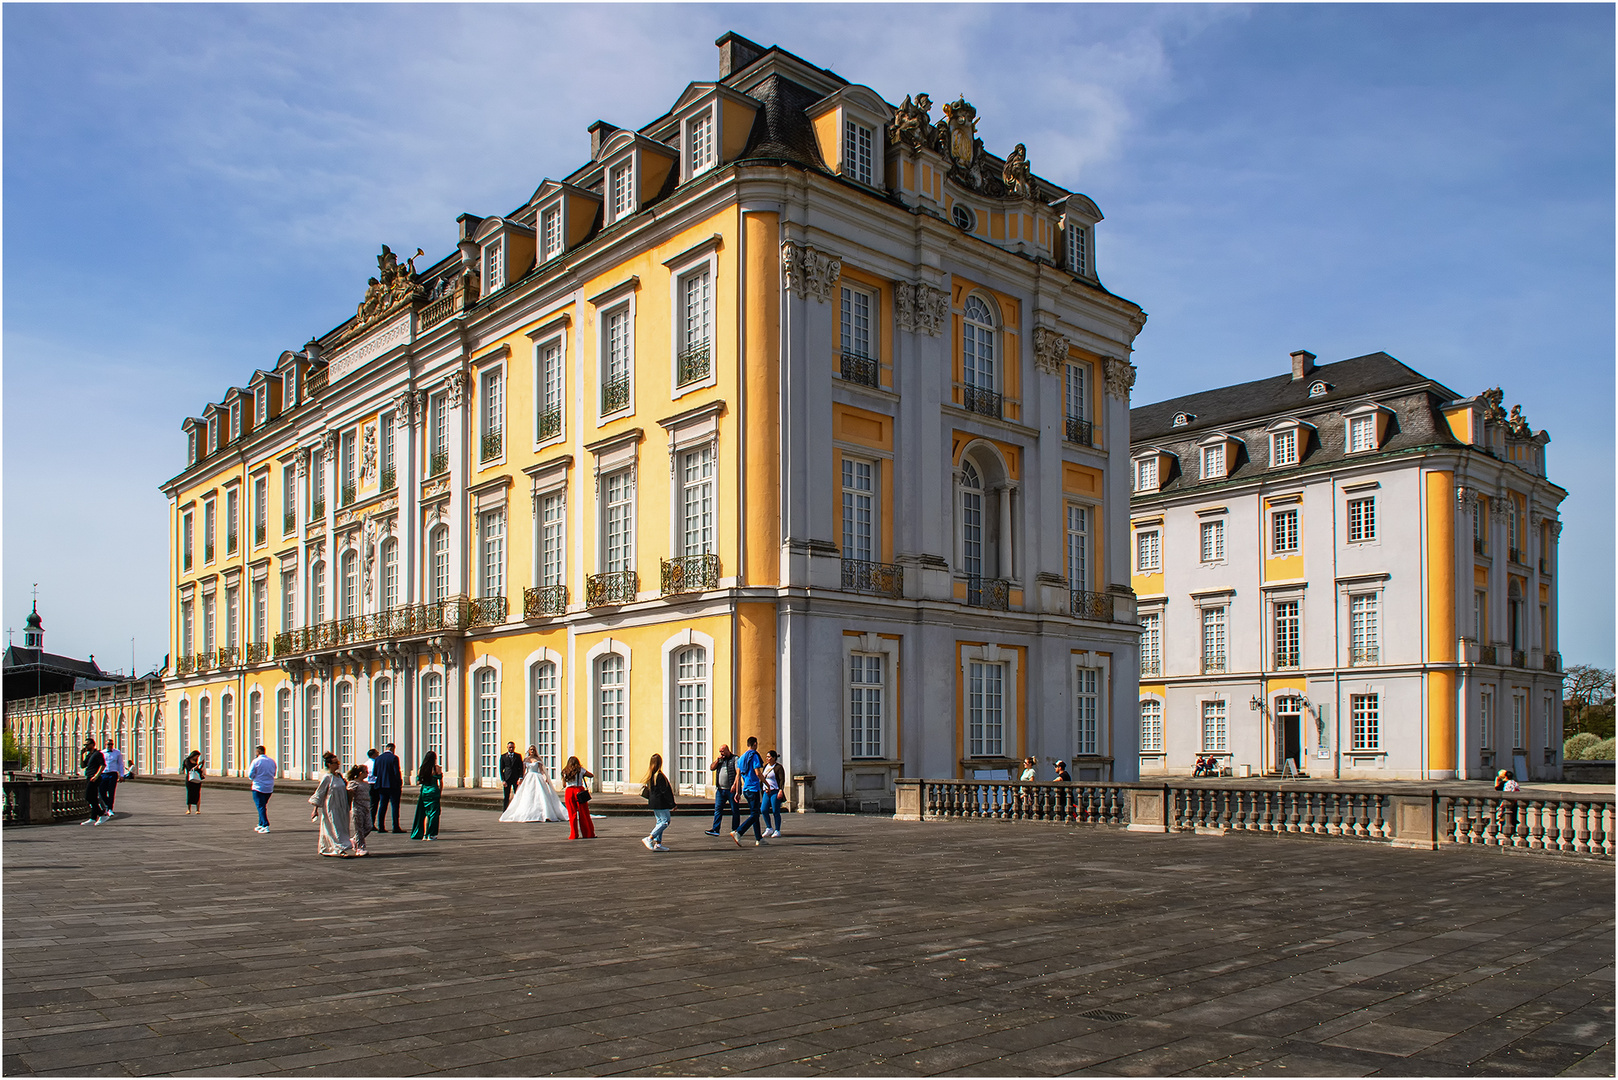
[888,92,1036,202]
[348,245,425,339]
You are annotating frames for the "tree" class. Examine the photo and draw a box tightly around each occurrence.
[1562,664,1616,737]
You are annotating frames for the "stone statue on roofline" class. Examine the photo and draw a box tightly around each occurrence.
[1507,404,1532,438]
[1002,143,1033,199]
[891,93,935,151]
[1479,387,1506,425]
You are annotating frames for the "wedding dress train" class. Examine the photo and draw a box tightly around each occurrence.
[500,760,568,822]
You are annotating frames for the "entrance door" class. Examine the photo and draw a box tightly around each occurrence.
[1275,696,1303,773]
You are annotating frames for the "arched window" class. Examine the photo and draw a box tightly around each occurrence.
[341,550,359,619]
[220,694,234,773]
[673,646,709,790]
[962,295,996,392]
[311,560,327,624]
[199,696,212,768]
[596,654,626,783]
[531,661,559,774]
[277,688,291,775]
[249,691,263,755]
[132,712,143,774]
[374,677,392,749]
[423,672,446,761]
[153,708,164,774]
[336,682,354,766]
[961,461,984,582]
[381,538,399,610]
[476,667,500,781]
[430,526,450,603]
[305,685,321,772]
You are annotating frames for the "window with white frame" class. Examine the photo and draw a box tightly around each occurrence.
[429,526,449,603]
[480,509,505,597]
[1201,699,1227,752]
[179,699,190,761]
[1274,599,1300,668]
[380,412,394,487]
[187,428,198,464]
[381,538,398,610]
[1075,667,1100,755]
[225,586,239,650]
[1272,428,1298,467]
[253,579,266,644]
[843,117,874,184]
[849,653,884,759]
[1347,497,1376,542]
[539,493,565,587]
[603,470,635,572]
[285,365,298,405]
[1140,699,1163,753]
[483,239,504,295]
[183,511,194,570]
[1347,414,1376,453]
[225,488,239,553]
[222,695,234,767]
[960,461,984,581]
[531,661,559,774]
[1134,457,1159,492]
[423,672,445,761]
[340,550,358,619]
[277,689,291,775]
[255,384,268,426]
[181,599,194,655]
[687,109,715,176]
[340,430,356,504]
[227,401,240,441]
[480,366,504,461]
[204,500,216,562]
[1067,221,1090,276]
[203,594,216,653]
[476,668,499,781]
[680,447,715,556]
[280,569,296,632]
[1350,693,1379,750]
[200,697,213,765]
[429,392,448,474]
[608,162,633,221]
[1202,606,1227,672]
[1350,593,1378,664]
[1507,499,1520,552]
[842,458,875,563]
[1066,505,1090,589]
[962,296,996,393]
[1511,694,1525,749]
[1272,507,1300,554]
[282,463,296,532]
[1480,690,1494,749]
[1200,519,1224,563]
[678,268,711,382]
[1139,612,1161,676]
[1542,698,1554,752]
[674,645,709,789]
[254,476,267,545]
[1200,443,1227,480]
[1474,589,1487,641]
[966,660,1006,757]
[602,307,632,414]
[374,676,391,749]
[540,206,562,261]
[1136,528,1161,573]
[310,562,326,625]
[840,284,874,361]
[311,448,326,510]
[536,339,564,441]
[1065,361,1089,423]
[336,682,354,766]
[596,654,626,783]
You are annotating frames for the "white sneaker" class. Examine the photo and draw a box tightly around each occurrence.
[641,836,654,850]
[92,817,104,826]
[653,843,669,851]
[81,818,96,825]
[755,837,768,846]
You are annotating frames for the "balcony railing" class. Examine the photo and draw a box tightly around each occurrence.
[1512,649,1526,668]
[481,431,503,462]
[1508,547,1524,564]
[1065,415,1094,446]
[306,366,328,398]
[1479,644,1499,666]
[227,533,238,554]
[677,341,711,387]
[254,524,266,545]
[194,651,215,673]
[429,451,449,478]
[1474,538,1487,555]
[1202,653,1227,674]
[184,553,193,571]
[587,570,638,606]
[537,407,561,441]
[284,511,296,534]
[1546,652,1562,672]
[204,544,215,562]
[962,385,1002,420]
[311,499,325,520]
[380,468,396,493]
[1140,660,1161,677]
[216,647,239,669]
[840,350,880,388]
[246,641,269,664]
[175,654,195,675]
[662,554,720,596]
[471,595,508,627]
[602,375,631,414]
[1350,646,1380,666]
[271,599,488,660]
[842,558,904,598]
[419,289,463,331]
[1069,589,1114,621]
[966,576,1011,611]
[524,584,568,618]
[341,484,356,508]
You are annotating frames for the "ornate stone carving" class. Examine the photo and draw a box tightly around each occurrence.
[360,421,378,487]
[354,245,425,333]
[895,281,948,336]
[1479,387,1506,425]
[393,389,415,428]
[413,390,428,424]
[940,97,979,168]
[780,241,841,302]
[320,431,338,459]
[296,448,309,480]
[1103,356,1137,400]
[1489,495,1510,521]
[1456,486,1478,511]
[890,93,936,151]
[1552,520,1563,539]
[1002,143,1033,199]
[443,370,468,409]
[422,478,451,502]
[1032,327,1069,375]
[1507,404,1532,438]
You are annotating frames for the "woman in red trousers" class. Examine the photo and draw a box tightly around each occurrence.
[561,756,596,839]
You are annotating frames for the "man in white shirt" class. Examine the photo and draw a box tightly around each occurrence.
[99,741,127,822]
[247,745,277,833]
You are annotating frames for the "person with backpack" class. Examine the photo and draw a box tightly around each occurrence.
[705,744,741,837]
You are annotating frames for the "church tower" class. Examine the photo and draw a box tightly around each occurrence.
[22,603,43,650]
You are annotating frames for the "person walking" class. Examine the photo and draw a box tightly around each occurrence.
[346,765,374,856]
[409,751,443,841]
[499,741,525,810]
[640,753,676,851]
[373,743,403,832]
[705,744,740,837]
[99,740,127,821]
[762,749,785,838]
[247,744,277,832]
[729,736,767,847]
[365,748,379,822]
[79,738,106,825]
[182,750,205,814]
[308,751,353,856]
[561,756,595,840]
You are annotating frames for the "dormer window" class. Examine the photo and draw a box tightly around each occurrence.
[1309,381,1330,398]
[844,118,874,185]
[608,161,634,223]
[210,417,221,452]
[1134,455,1161,493]
[1061,194,1103,278]
[285,365,298,405]
[1173,412,1194,428]
[230,401,242,441]
[254,385,267,427]
[806,84,890,190]
[1272,428,1298,466]
[1200,443,1226,480]
[1066,222,1090,276]
[187,428,198,465]
[1342,404,1391,455]
[540,205,563,261]
[483,239,504,294]
[685,108,715,176]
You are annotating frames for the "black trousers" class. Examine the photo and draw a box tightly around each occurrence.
[84,779,104,818]
[375,787,402,829]
[503,781,520,809]
[99,773,119,812]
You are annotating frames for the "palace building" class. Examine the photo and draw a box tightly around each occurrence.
[1129,350,1565,781]
[159,33,1147,809]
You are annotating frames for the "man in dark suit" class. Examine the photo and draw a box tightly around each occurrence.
[499,742,525,809]
[373,743,404,832]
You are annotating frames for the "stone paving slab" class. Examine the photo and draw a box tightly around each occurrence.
[3,783,1612,1076]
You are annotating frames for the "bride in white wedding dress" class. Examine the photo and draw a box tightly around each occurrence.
[499,748,569,822]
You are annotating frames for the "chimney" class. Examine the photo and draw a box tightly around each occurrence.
[716,31,766,78]
[588,120,619,162]
[1290,350,1316,381]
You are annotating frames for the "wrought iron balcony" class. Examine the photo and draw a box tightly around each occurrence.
[840,350,880,388]
[481,431,503,462]
[254,524,266,545]
[194,651,215,673]
[175,654,195,675]
[227,533,238,554]
[311,499,325,520]
[1350,646,1379,666]
[1065,415,1094,446]
[537,407,561,441]
[1069,588,1114,621]
[677,341,711,387]
[586,570,638,606]
[1479,644,1498,666]
[842,558,903,598]
[271,600,479,660]
[662,554,720,596]
[1202,653,1227,674]
[246,641,269,664]
[380,468,396,493]
[429,451,448,478]
[602,375,631,414]
[470,595,508,627]
[341,484,356,508]
[1546,652,1562,672]
[962,385,1002,420]
[1474,537,1487,555]
[1511,649,1526,668]
[524,584,568,618]
[216,647,238,669]
[966,576,1011,611]
[284,511,296,534]
[1508,547,1524,564]
[184,553,193,571]
[204,544,214,562]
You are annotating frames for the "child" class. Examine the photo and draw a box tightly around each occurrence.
[346,763,374,855]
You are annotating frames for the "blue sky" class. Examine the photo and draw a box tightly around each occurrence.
[4,3,1612,674]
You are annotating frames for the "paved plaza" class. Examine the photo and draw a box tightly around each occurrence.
[3,782,1612,1077]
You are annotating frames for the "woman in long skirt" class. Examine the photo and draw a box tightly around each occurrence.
[308,752,353,856]
[561,756,595,839]
[182,751,205,814]
[409,751,443,840]
[346,764,374,855]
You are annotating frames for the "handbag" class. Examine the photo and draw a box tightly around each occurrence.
[577,786,591,805]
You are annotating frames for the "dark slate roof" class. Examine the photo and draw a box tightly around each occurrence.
[3,646,112,680]
[735,75,829,170]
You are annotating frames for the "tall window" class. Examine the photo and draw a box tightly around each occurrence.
[1511,694,1525,749]
[1075,668,1099,755]
[843,118,874,184]
[539,493,565,587]
[221,695,234,773]
[603,307,632,413]
[203,594,217,653]
[181,599,194,655]
[962,296,996,392]
[1347,497,1376,542]
[1202,606,1227,672]
[311,561,326,624]
[1272,508,1300,554]
[336,682,353,767]
[1350,594,1378,663]
[681,269,711,355]
[1507,498,1520,553]
[424,673,445,761]
[966,661,1005,757]
[1067,222,1089,275]
[603,471,634,572]
[1274,600,1300,668]
[374,677,392,749]
[1066,505,1090,588]
[540,206,562,261]
[200,697,212,767]
[204,500,216,561]
[1473,498,1485,551]
[480,510,505,597]
[1347,415,1375,453]
[179,699,190,761]
[381,539,398,611]
[674,646,709,789]
[380,413,395,487]
[596,655,626,783]
[476,668,499,781]
[1134,457,1159,493]
[1200,520,1225,563]
[311,448,326,511]
[1139,612,1161,676]
[842,459,875,563]
[1272,429,1298,467]
[1065,362,1088,422]
[254,476,267,544]
[687,109,715,174]
[225,586,239,650]
[340,550,359,619]
[960,462,984,581]
[1480,691,1494,749]
[1350,693,1379,750]
[537,340,563,440]
[1474,589,1487,641]
[609,162,633,220]
[340,430,356,503]
[680,448,715,556]
[840,285,873,362]
[226,488,239,553]
[430,526,450,603]
[1136,528,1160,573]
[483,239,504,293]
[531,662,559,774]
[282,463,296,533]
[253,579,266,645]
[277,689,291,775]
[183,511,194,570]
[849,653,884,759]
[1201,700,1227,752]
[1140,700,1163,753]
[307,686,322,769]
[481,367,504,460]
[429,392,448,474]
[281,569,296,633]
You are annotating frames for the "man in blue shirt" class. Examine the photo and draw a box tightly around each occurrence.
[247,745,277,833]
[729,736,768,846]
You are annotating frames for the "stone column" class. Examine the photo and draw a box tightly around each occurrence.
[997,482,1016,582]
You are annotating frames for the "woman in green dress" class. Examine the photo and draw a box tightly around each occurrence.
[409,751,443,840]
